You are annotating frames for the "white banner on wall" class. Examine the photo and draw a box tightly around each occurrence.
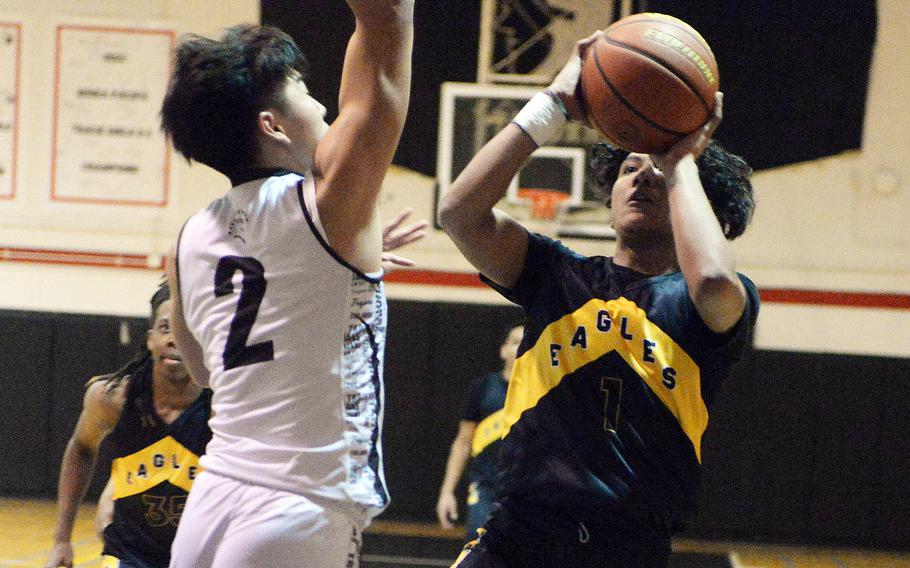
[0,21,21,200]
[51,24,174,206]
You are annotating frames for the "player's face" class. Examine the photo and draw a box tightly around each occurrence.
[147,299,190,385]
[499,326,524,378]
[610,153,672,239]
[273,71,330,171]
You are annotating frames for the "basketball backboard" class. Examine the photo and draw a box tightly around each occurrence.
[436,82,615,240]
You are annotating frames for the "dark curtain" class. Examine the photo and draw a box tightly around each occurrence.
[261,0,876,172]
[261,0,480,175]
[646,0,877,170]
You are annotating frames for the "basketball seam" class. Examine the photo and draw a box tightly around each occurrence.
[592,46,688,138]
[603,36,712,115]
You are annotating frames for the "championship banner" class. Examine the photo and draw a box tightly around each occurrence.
[51,23,174,207]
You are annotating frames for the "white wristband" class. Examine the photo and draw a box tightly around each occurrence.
[511,91,567,147]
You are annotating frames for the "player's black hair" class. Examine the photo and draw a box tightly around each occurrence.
[148,280,171,329]
[589,141,755,240]
[87,281,170,391]
[160,24,310,177]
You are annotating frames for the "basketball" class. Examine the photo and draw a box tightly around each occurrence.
[580,13,719,153]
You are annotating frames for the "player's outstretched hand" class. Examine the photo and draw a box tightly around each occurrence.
[545,31,601,126]
[436,491,459,529]
[651,92,723,173]
[381,207,428,272]
[44,542,74,568]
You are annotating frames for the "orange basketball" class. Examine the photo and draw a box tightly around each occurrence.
[580,13,719,153]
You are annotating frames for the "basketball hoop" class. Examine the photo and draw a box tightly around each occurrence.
[517,188,570,220]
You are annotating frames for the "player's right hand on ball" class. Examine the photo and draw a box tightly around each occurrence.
[546,31,601,126]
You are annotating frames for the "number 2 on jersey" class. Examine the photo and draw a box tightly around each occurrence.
[214,256,274,370]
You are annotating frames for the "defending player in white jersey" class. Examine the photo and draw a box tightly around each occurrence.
[160,3,414,567]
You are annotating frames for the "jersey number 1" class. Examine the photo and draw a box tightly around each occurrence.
[600,376,622,433]
[214,256,274,370]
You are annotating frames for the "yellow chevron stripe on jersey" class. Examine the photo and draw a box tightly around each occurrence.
[503,297,708,461]
[471,409,505,457]
[111,436,203,499]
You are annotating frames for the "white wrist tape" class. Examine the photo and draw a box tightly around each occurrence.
[511,91,567,147]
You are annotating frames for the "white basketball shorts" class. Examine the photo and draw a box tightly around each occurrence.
[169,471,362,568]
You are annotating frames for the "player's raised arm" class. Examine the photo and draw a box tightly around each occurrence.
[652,94,748,333]
[438,33,598,289]
[314,0,415,271]
[437,126,535,289]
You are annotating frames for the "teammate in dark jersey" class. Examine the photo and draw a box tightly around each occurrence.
[45,283,211,568]
[438,33,757,568]
[437,325,523,540]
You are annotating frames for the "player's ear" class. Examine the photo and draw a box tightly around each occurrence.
[258,110,289,144]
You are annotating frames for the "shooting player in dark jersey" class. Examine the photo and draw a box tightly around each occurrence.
[438,33,758,568]
[437,324,523,541]
[45,283,212,568]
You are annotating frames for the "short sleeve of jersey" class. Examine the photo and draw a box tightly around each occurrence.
[480,232,579,309]
[684,273,760,361]
[461,377,487,423]
[721,274,761,356]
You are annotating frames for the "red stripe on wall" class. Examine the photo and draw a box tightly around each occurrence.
[0,247,162,270]
[759,288,910,310]
[1,248,907,310]
[384,269,484,287]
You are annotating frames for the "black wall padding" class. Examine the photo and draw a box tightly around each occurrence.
[382,301,524,520]
[647,0,877,171]
[0,310,147,498]
[1,302,908,549]
[692,349,910,550]
[0,312,56,493]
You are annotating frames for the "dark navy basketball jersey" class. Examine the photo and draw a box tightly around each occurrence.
[462,372,509,487]
[482,232,759,534]
[101,370,212,568]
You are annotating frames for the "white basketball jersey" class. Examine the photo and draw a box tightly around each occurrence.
[176,171,388,518]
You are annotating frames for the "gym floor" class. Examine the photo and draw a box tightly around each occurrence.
[3,498,909,568]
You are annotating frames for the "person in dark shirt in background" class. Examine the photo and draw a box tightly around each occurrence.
[436,324,524,541]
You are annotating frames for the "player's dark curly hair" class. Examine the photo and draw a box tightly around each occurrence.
[160,24,309,177]
[590,141,755,240]
[87,281,170,391]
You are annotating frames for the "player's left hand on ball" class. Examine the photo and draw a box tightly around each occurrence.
[652,91,723,171]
